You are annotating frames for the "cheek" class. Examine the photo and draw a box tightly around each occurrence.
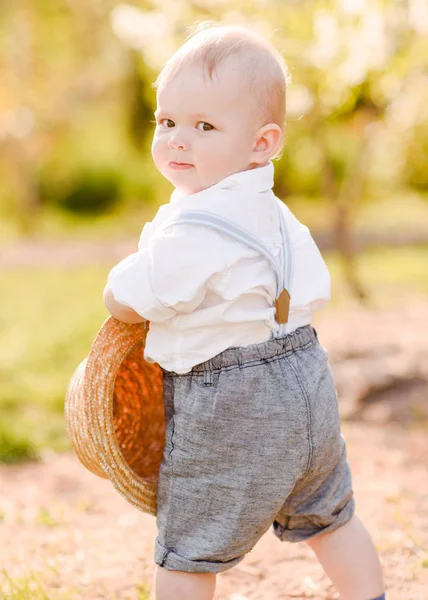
[197,137,224,164]
[151,136,167,169]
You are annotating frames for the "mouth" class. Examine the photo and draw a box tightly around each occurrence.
[169,162,194,171]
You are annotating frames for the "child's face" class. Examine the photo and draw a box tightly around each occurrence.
[152,60,260,194]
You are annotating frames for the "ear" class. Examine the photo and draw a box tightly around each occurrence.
[250,123,283,165]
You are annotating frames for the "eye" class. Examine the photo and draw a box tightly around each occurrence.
[196,122,214,131]
[159,118,175,128]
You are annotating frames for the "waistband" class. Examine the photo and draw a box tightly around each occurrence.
[189,325,318,374]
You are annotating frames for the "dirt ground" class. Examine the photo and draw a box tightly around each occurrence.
[1,301,428,600]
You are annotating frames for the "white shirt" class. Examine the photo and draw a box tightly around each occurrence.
[108,162,330,373]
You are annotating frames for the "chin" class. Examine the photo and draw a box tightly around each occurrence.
[164,167,215,195]
[171,177,205,195]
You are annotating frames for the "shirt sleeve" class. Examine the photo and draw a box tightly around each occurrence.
[107,223,248,323]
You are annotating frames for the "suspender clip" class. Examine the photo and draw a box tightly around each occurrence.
[275,288,290,324]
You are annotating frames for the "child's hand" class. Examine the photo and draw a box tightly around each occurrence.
[103,285,146,324]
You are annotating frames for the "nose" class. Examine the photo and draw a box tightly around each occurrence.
[167,129,188,151]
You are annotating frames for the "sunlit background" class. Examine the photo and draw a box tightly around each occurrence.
[1,0,428,460]
[1,2,428,598]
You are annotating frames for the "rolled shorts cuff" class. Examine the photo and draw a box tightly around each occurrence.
[273,496,356,543]
[154,539,245,574]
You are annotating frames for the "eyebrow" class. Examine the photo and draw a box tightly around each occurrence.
[154,110,214,121]
[189,113,213,120]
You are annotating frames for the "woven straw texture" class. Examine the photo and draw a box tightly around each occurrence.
[65,317,164,515]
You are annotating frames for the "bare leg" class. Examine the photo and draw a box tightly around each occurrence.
[152,565,216,600]
[306,514,384,600]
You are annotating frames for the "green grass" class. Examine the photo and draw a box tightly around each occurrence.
[135,585,151,600]
[0,265,109,461]
[0,246,427,462]
[0,569,74,600]
[326,245,428,308]
[0,568,151,599]
[0,201,158,245]
[288,190,428,237]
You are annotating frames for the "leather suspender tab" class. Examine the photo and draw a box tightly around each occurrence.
[275,288,290,324]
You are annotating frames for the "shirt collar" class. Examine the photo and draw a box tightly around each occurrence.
[170,161,274,204]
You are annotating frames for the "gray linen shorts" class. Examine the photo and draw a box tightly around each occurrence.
[154,325,355,573]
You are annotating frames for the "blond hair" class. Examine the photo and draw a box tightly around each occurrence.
[153,23,290,133]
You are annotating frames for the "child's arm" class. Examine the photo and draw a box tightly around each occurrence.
[103,284,146,324]
[105,223,246,325]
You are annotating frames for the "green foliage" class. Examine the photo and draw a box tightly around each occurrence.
[53,168,121,215]
[126,52,158,152]
[0,422,38,464]
[1,0,428,237]
[405,120,428,191]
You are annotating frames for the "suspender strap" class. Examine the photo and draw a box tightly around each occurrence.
[159,206,293,329]
[161,210,284,297]
[276,198,294,294]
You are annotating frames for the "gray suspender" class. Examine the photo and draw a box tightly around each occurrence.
[159,199,293,335]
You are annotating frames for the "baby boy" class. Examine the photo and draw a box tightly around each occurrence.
[104,24,386,600]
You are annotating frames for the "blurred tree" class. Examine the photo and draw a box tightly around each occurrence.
[0,0,128,232]
[1,0,427,305]
[125,50,157,152]
[282,0,428,301]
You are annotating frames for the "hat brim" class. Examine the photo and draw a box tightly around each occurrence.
[68,316,164,515]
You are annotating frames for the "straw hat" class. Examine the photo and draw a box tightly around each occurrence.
[65,317,164,515]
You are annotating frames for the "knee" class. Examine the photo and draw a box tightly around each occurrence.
[305,513,358,551]
[155,566,216,600]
